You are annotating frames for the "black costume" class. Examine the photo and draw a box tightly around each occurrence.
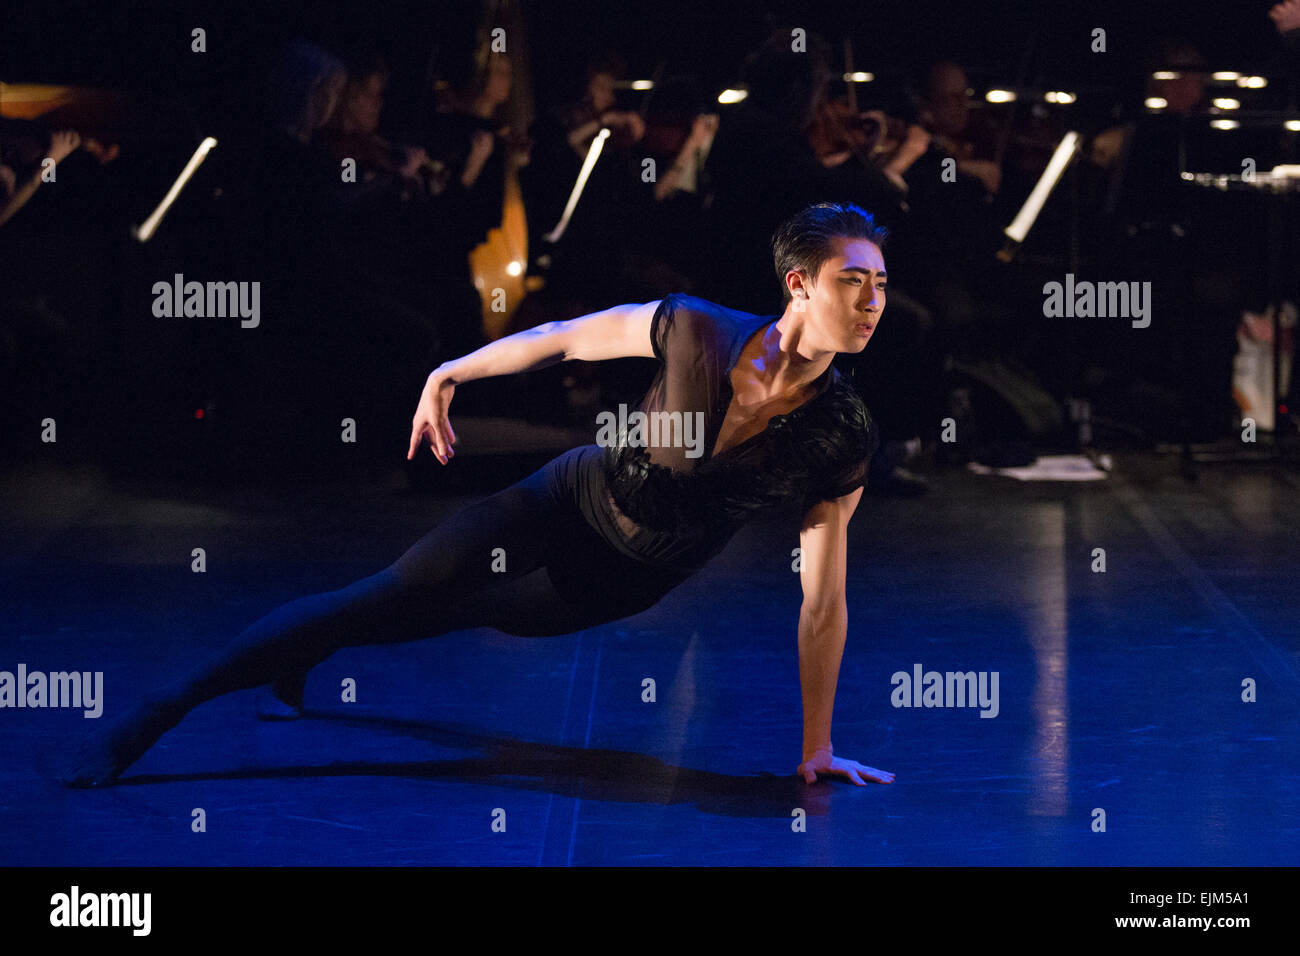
[65,294,878,786]
[594,293,879,568]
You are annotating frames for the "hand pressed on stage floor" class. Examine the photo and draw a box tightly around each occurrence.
[797,746,895,786]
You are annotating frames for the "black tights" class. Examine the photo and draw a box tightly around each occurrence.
[64,447,694,786]
[164,447,692,717]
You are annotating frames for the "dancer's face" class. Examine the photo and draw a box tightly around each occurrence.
[792,236,885,353]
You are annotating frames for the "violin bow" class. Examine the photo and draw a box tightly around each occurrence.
[991,30,1038,169]
[824,34,875,172]
[637,59,667,120]
[544,59,664,243]
[844,36,858,115]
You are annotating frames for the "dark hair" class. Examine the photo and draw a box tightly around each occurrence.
[585,51,626,82]
[771,202,889,302]
[1143,36,1207,74]
[1101,36,1206,115]
[268,41,346,135]
[347,52,391,85]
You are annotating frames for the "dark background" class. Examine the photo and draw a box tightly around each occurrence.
[2,0,1293,479]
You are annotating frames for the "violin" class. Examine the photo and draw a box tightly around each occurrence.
[639,109,697,161]
[492,123,533,165]
[927,129,976,161]
[804,34,911,170]
[807,98,910,167]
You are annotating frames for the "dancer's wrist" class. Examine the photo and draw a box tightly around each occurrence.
[429,363,458,387]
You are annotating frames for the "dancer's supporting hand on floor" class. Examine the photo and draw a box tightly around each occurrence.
[797,745,895,785]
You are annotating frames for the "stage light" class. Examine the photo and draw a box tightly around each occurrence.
[1237,76,1267,88]
[1211,71,1241,81]
[506,260,523,277]
[1210,119,1239,130]
[1213,98,1240,110]
[842,71,874,83]
[131,137,217,242]
[1044,91,1076,104]
[1285,120,1300,131]
[717,88,747,104]
[1152,71,1180,80]
[630,80,654,90]
[1145,97,1168,110]
[986,89,1016,103]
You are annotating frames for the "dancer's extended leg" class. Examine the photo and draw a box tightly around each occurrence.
[61,466,620,787]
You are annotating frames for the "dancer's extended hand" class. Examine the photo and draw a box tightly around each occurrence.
[407,371,457,464]
[797,747,894,786]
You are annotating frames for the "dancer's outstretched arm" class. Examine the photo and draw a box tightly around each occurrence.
[407,300,662,463]
[795,487,896,786]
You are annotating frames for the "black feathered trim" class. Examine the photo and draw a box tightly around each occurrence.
[603,380,879,537]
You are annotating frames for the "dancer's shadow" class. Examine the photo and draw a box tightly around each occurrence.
[112,710,850,817]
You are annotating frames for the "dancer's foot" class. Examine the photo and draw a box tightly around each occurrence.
[255,672,305,721]
[60,696,186,788]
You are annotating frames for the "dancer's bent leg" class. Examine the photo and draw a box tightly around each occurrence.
[62,469,571,787]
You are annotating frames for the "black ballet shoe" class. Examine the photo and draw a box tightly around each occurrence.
[59,698,183,788]
[60,746,125,789]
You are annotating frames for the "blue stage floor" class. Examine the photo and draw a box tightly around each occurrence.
[2,455,1297,865]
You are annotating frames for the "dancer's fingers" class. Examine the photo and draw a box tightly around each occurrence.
[408,421,448,463]
[410,422,434,461]
[860,764,895,784]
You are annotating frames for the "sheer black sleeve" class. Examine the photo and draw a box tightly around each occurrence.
[650,292,733,368]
